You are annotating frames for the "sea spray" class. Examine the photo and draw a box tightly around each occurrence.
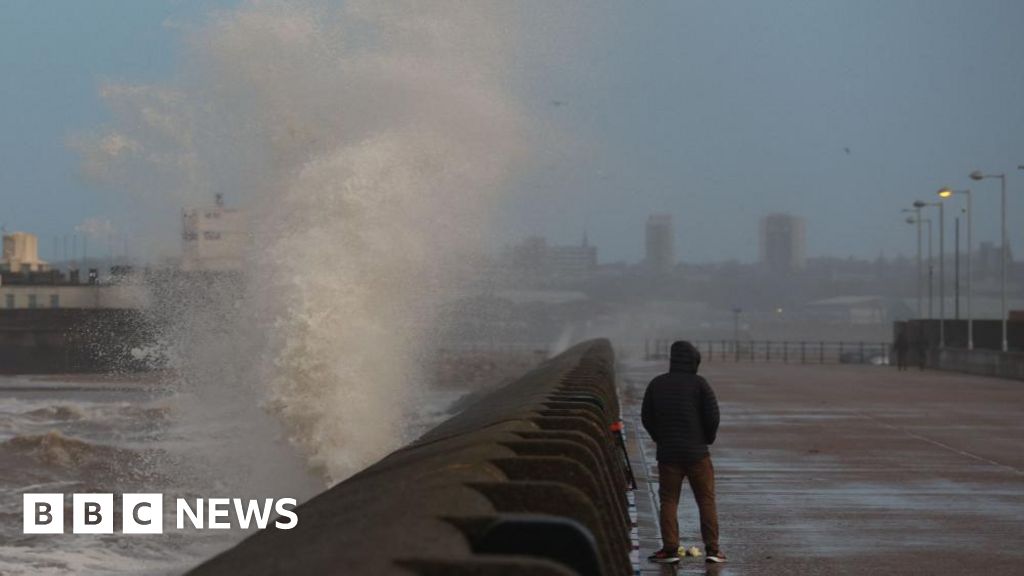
[74,0,528,485]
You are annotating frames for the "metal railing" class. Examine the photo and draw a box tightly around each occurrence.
[644,339,891,365]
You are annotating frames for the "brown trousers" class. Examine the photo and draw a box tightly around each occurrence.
[657,455,720,554]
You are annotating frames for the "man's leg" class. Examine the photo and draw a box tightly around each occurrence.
[686,455,721,555]
[657,462,684,551]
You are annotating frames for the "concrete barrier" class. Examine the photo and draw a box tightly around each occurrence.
[187,339,630,576]
[0,308,154,373]
[930,347,1024,381]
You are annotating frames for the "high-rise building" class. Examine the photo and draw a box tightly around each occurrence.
[759,213,806,273]
[645,214,674,273]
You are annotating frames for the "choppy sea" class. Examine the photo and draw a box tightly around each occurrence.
[0,374,463,575]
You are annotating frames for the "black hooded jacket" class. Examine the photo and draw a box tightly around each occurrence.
[641,341,720,464]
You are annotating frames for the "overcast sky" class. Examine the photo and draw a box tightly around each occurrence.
[2,0,1023,264]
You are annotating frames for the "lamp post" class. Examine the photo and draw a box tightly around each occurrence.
[732,307,742,361]
[906,215,933,317]
[954,216,960,319]
[939,187,973,349]
[924,218,933,319]
[969,170,1007,352]
[903,207,923,319]
[915,200,945,347]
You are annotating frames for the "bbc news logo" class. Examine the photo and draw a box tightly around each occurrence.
[23,494,298,534]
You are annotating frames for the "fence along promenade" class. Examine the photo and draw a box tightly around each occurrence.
[645,338,891,365]
[187,339,632,576]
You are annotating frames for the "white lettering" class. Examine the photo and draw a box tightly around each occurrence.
[233,498,274,529]
[22,493,299,534]
[274,498,298,529]
[176,498,204,529]
[208,498,231,529]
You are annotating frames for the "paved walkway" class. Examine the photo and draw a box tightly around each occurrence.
[620,361,1024,575]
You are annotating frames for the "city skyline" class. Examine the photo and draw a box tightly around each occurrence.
[5,203,1020,270]
[3,1,1024,264]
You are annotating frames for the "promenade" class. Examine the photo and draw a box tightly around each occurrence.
[621,362,1024,575]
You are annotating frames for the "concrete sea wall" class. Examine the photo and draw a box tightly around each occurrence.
[0,309,154,374]
[187,339,630,576]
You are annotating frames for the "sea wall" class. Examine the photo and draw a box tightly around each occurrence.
[0,309,154,374]
[187,339,630,576]
[930,347,1024,381]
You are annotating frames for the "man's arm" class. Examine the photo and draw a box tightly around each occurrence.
[641,382,657,441]
[699,378,720,445]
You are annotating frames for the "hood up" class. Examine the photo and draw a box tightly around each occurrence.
[669,340,701,374]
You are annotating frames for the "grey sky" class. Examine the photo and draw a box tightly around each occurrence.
[3,1,1023,264]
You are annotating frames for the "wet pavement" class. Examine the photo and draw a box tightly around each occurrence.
[620,361,1024,575]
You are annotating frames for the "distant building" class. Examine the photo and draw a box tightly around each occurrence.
[505,235,597,286]
[547,235,598,282]
[760,213,806,274]
[1,232,146,310]
[805,295,892,325]
[645,214,674,273]
[181,194,247,272]
[1,283,146,310]
[2,232,48,273]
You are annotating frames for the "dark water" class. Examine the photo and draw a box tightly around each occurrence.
[0,374,463,575]
[0,375,241,575]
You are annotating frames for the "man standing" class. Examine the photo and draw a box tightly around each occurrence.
[894,329,909,371]
[642,340,726,564]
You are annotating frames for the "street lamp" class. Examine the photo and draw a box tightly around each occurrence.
[915,199,945,347]
[902,207,923,319]
[732,307,742,361]
[969,170,1008,352]
[905,214,934,319]
[938,187,973,349]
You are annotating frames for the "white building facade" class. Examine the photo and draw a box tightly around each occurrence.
[2,232,48,273]
[181,195,247,272]
[1,283,147,310]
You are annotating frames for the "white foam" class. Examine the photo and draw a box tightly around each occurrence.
[73,1,528,486]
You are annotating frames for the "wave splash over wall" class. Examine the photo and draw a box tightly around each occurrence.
[75,0,527,485]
